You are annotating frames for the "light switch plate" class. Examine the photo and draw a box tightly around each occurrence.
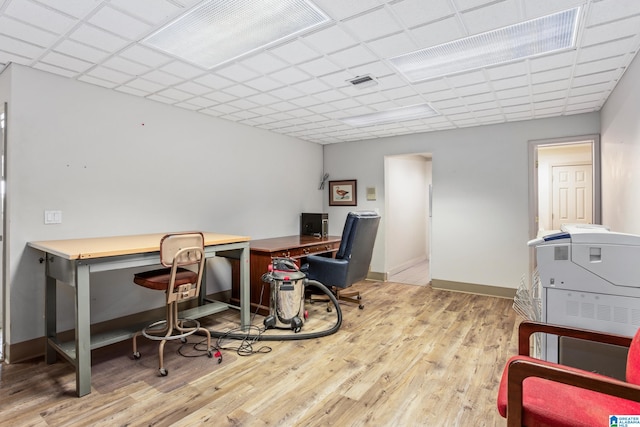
[44,210,62,224]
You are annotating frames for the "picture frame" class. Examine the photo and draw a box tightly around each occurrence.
[329,180,357,206]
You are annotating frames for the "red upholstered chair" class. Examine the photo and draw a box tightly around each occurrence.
[132,232,213,376]
[497,321,640,426]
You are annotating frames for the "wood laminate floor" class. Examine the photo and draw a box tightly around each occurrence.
[0,281,518,426]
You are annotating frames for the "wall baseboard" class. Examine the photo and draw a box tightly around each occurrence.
[367,271,387,282]
[431,279,516,299]
[5,291,232,364]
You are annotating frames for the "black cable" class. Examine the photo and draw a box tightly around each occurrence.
[207,279,342,342]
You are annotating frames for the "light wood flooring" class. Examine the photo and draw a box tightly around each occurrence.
[0,280,519,426]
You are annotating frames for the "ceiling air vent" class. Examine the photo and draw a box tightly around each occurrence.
[347,75,378,89]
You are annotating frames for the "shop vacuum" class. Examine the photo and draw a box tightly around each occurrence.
[261,257,308,333]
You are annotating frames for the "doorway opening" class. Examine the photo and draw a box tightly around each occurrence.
[0,104,5,362]
[384,153,432,286]
[528,134,601,271]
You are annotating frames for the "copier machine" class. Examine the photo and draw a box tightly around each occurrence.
[529,224,640,378]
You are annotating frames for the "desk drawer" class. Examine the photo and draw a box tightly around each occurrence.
[288,242,339,258]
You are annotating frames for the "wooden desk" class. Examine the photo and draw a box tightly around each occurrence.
[231,235,341,315]
[28,232,250,397]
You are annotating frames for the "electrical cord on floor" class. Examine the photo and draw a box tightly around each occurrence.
[215,325,272,357]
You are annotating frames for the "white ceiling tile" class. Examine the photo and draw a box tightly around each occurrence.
[455,82,491,96]
[215,63,260,82]
[530,67,572,84]
[463,92,496,104]
[269,86,305,100]
[204,91,237,103]
[102,56,150,76]
[314,89,348,102]
[289,96,322,107]
[245,76,284,92]
[143,69,183,85]
[390,0,454,28]
[223,84,259,97]
[586,0,640,26]
[54,39,109,63]
[486,61,528,80]
[529,51,576,73]
[303,24,359,53]
[328,45,378,68]
[174,101,202,111]
[0,16,59,46]
[291,78,331,94]
[183,96,217,108]
[271,66,312,85]
[533,89,567,102]
[381,85,418,99]
[238,52,288,74]
[410,17,465,49]
[35,0,100,18]
[342,8,402,41]
[109,0,183,25]
[573,70,622,86]
[366,32,418,57]
[174,81,212,95]
[424,89,458,102]
[445,70,487,87]
[194,73,234,90]
[125,78,165,93]
[269,39,321,64]
[570,82,611,96]
[40,51,93,72]
[0,33,45,59]
[89,5,151,40]
[581,16,640,47]
[77,74,118,88]
[575,56,626,76]
[246,93,281,105]
[499,96,531,107]
[160,61,203,78]
[460,0,522,34]
[32,62,77,77]
[496,86,530,100]
[69,24,129,52]
[311,0,386,21]
[491,75,529,91]
[349,61,394,79]
[307,103,337,114]
[118,45,172,67]
[298,57,342,76]
[0,50,31,65]
[531,80,570,94]
[319,70,356,88]
[4,0,76,34]
[227,99,259,110]
[521,0,584,19]
[578,39,636,63]
[87,65,134,84]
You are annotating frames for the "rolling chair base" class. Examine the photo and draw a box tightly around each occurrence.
[309,286,364,311]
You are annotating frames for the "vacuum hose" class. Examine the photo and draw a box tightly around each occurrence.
[208,279,342,341]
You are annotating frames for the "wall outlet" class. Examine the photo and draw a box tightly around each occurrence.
[44,210,62,224]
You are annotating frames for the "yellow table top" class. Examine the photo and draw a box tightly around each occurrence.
[28,232,250,260]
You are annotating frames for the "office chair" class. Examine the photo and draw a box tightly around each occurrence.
[304,211,380,310]
[132,232,213,376]
[497,320,640,426]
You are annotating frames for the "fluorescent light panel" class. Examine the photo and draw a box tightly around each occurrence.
[390,7,581,82]
[142,0,330,69]
[341,103,439,127]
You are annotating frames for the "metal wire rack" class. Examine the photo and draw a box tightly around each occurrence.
[513,269,542,357]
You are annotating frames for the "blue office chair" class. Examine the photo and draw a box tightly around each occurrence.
[305,211,381,310]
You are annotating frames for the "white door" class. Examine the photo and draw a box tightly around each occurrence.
[551,164,593,229]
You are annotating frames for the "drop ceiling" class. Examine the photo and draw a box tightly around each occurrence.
[0,0,638,144]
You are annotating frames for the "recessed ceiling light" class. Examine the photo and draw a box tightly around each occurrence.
[389,7,581,82]
[341,103,439,127]
[142,0,330,69]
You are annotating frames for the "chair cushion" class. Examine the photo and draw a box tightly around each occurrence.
[497,355,640,426]
[133,267,197,291]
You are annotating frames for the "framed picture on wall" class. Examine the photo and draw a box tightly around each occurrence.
[329,180,357,206]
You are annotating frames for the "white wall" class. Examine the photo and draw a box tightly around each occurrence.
[323,113,600,290]
[5,64,324,346]
[601,53,640,234]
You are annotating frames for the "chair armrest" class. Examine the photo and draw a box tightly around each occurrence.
[517,320,633,356]
[506,357,640,426]
[305,255,349,287]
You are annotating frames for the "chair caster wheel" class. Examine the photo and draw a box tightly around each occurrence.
[159,368,168,377]
[357,295,362,300]
[326,306,332,312]
[133,352,141,360]
[358,304,364,309]
[207,350,213,358]
[181,337,187,344]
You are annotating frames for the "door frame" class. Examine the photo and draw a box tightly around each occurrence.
[528,134,601,273]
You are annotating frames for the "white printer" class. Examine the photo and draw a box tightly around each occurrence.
[528,224,640,377]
